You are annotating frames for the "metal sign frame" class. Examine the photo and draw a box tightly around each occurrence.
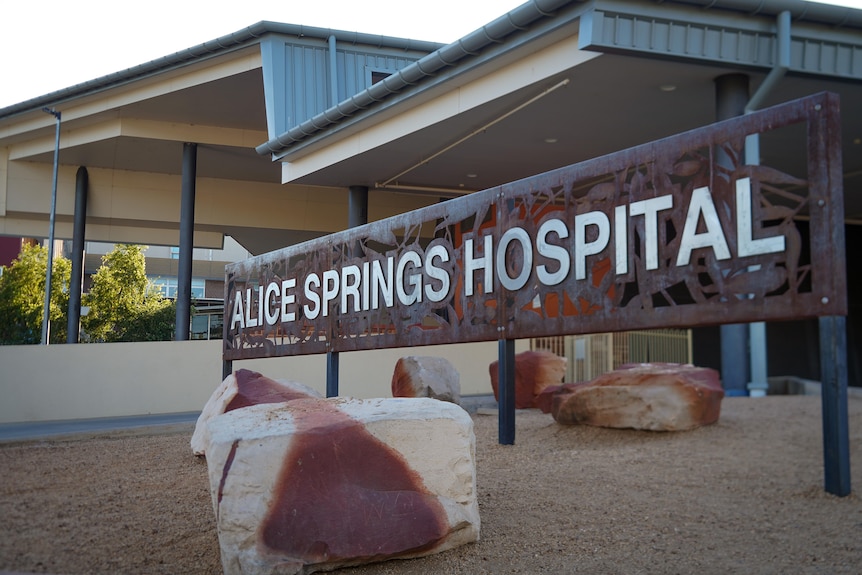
[225,92,845,360]
[224,92,850,496]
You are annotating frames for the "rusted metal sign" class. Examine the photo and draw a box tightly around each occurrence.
[224,92,845,360]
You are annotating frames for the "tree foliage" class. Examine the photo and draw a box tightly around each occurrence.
[0,243,71,344]
[81,245,175,342]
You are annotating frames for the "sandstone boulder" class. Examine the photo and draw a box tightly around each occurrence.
[191,369,321,456]
[489,350,567,409]
[206,397,479,575]
[550,363,724,431]
[392,356,461,404]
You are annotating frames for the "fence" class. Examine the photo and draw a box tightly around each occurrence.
[531,329,692,382]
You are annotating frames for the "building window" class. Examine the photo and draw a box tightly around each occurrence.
[190,311,224,340]
[367,67,395,87]
[149,277,205,299]
[169,247,180,260]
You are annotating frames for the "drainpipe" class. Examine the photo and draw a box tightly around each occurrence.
[744,10,791,397]
[328,35,339,108]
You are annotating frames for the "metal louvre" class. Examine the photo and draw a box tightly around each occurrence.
[580,8,862,80]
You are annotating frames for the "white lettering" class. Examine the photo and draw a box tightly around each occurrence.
[536,218,569,286]
[245,288,258,328]
[574,211,610,280]
[736,177,785,257]
[304,273,321,319]
[497,226,532,291]
[321,269,339,317]
[424,244,451,302]
[230,291,245,330]
[281,278,296,323]
[371,258,394,309]
[630,195,674,270]
[677,186,731,266]
[465,234,493,296]
[396,250,423,306]
[615,205,628,275]
[341,265,361,313]
[264,282,280,325]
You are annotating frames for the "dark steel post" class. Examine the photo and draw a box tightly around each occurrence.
[348,185,369,229]
[222,359,233,381]
[498,338,516,445]
[326,351,339,397]
[819,315,851,496]
[324,185,370,397]
[176,142,197,341]
[715,74,750,396]
[67,167,88,343]
[40,108,61,345]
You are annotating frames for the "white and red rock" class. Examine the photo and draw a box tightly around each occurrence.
[391,356,461,404]
[191,369,321,456]
[205,397,479,575]
[489,350,567,409]
[548,363,724,431]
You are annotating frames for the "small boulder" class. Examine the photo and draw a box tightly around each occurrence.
[206,397,479,575]
[392,356,461,404]
[191,369,321,456]
[550,363,724,431]
[489,350,567,409]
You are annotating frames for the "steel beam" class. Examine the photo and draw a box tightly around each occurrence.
[498,338,515,445]
[819,315,851,496]
[176,142,197,341]
[326,351,339,397]
[67,167,88,343]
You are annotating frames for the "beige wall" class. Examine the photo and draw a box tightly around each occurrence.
[0,339,528,424]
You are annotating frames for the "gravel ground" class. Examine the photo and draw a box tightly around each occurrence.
[1,395,861,575]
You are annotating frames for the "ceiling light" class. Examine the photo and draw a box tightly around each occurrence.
[466,173,478,178]
[854,138,861,145]
[544,138,558,144]
[659,84,677,92]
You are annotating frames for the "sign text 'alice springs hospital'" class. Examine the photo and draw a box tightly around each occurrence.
[224,93,846,361]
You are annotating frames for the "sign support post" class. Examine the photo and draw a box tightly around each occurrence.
[326,351,340,398]
[819,315,851,496]
[498,338,516,445]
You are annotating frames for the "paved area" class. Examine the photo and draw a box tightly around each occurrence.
[0,411,200,443]
[0,395,499,443]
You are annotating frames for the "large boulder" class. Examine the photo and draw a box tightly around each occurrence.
[489,350,567,409]
[206,397,479,575]
[191,369,321,456]
[549,363,724,431]
[391,356,461,404]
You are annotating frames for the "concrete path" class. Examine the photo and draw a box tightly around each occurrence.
[0,395,499,443]
[0,411,200,443]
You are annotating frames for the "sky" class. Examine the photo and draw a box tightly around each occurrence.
[1,0,861,109]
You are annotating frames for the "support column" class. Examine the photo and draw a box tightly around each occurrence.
[67,167,88,343]
[175,142,197,341]
[498,338,516,445]
[714,74,750,396]
[325,185,369,397]
[348,185,369,229]
[819,316,851,496]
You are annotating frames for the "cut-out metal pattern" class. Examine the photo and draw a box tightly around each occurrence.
[225,92,845,360]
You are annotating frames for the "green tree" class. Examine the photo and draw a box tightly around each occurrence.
[0,243,71,344]
[81,244,175,342]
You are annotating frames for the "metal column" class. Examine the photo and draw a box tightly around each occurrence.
[714,74,750,396]
[498,338,516,445]
[325,185,370,397]
[67,167,88,343]
[175,142,197,341]
[819,316,851,496]
[348,185,369,229]
[326,351,340,398]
